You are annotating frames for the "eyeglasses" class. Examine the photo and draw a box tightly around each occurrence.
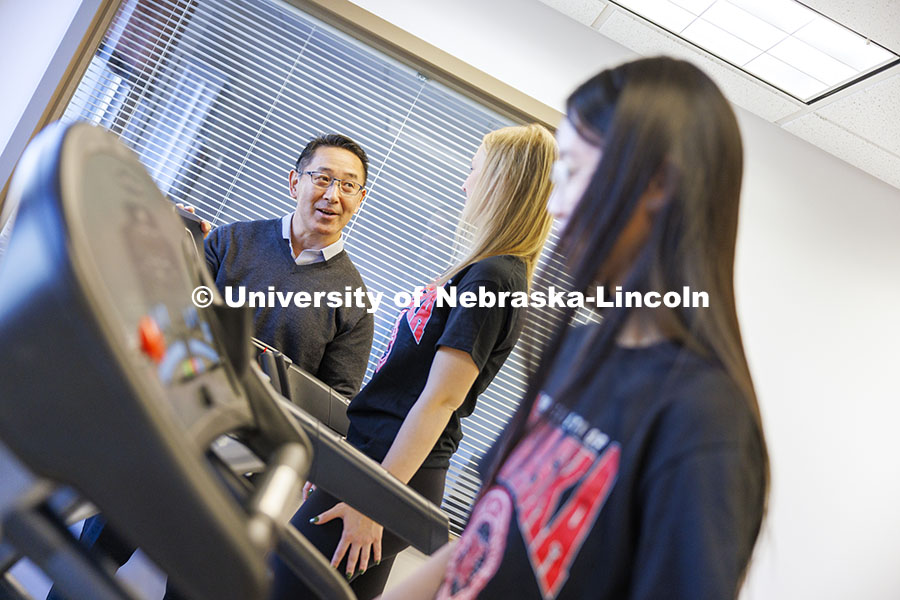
[303,171,365,196]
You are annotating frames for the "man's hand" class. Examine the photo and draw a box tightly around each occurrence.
[311,502,383,579]
[175,203,212,237]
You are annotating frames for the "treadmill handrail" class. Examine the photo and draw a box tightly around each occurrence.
[251,337,352,437]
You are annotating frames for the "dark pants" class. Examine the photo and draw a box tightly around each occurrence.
[267,467,447,600]
[46,469,445,600]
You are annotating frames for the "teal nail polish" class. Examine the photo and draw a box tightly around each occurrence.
[309,516,318,523]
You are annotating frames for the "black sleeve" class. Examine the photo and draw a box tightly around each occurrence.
[203,226,221,279]
[629,444,763,600]
[436,277,512,370]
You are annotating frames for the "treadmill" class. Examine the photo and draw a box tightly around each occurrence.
[252,338,351,436]
[0,122,447,600]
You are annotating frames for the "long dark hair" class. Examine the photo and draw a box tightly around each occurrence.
[483,56,768,531]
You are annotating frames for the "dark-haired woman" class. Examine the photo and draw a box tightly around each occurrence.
[382,56,768,600]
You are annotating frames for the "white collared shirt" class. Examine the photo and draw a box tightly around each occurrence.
[281,213,344,265]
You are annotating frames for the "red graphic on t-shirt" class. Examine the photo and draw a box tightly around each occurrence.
[501,420,620,599]
[375,286,437,372]
[405,286,437,343]
[436,487,513,600]
[436,412,619,600]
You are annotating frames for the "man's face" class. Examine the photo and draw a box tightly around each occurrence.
[288,146,367,244]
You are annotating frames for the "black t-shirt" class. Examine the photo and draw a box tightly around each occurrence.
[438,325,766,599]
[346,255,528,469]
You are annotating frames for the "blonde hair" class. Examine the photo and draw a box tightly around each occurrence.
[437,124,556,288]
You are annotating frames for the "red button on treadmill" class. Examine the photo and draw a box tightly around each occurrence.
[138,315,166,363]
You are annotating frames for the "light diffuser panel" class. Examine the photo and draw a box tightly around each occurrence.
[669,0,715,15]
[682,19,760,65]
[616,0,696,32]
[769,37,857,86]
[727,0,815,34]
[609,0,900,102]
[744,52,823,99]
[702,1,786,49]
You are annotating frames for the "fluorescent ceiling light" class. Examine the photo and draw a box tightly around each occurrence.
[727,0,815,34]
[744,53,824,99]
[701,2,786,50]
[669,0,715,15]
[769,37,857,86]
[682,19,760,65]
[615,0,695,32]
[609,0,900,103]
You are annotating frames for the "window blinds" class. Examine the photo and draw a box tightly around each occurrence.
[62,0,575,534]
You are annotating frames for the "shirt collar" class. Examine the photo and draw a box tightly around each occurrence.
[282,213,344,265]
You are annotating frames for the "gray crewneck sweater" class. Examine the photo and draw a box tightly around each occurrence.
[204,218,373,398]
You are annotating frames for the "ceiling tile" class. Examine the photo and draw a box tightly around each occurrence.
[596,10,804,121]
[783,112,900,189]
[538,0,607,26]
[810,73,900,156]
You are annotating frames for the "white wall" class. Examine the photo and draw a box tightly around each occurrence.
[0,0,101,191]
[736,112,900,599]
[351,0,633,113]
[351,1,900,598]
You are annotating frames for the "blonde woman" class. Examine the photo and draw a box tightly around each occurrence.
[269,124,556,600]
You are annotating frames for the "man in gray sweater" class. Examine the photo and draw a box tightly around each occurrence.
[205,134,374,398]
